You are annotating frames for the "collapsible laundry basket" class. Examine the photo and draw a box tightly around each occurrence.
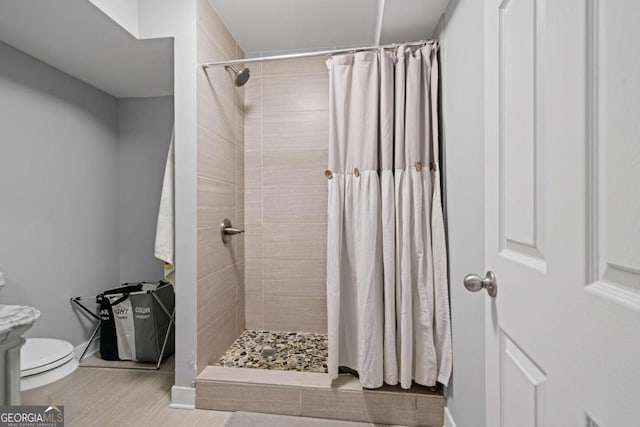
[96,281,174,363]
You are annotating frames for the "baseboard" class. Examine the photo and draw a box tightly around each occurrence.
[74,338,99,361]
[444,407,457,427]
[170,385,195,409]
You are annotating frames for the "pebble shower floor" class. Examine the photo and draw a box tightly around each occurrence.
[217,330,328,373]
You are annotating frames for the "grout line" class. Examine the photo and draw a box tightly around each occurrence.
[260,71,329,79]
[196,71,239,113]
[197,175,236,186]
[259,68,265,331]
[260,148,328,153]
[197,123,237,147]
[260,184,326,189]
[197,262,239,282]
[260,260,326,264]
[235,21,246,338]
[263,294,326,300]
[198,303,237,332]
[196,19,235,62]
[260,108,329,113]
[259,186,327,190]
[196,116,234,145]
[196,176,235,186]
[197,284,237,314]
[196,72,238,110]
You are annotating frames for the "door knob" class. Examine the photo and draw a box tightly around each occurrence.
[464,271,497,297]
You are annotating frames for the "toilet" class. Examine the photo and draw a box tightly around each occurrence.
[20,338,79,391]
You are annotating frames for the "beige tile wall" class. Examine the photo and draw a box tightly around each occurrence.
[196,0,245,373]
[244,57,329,334]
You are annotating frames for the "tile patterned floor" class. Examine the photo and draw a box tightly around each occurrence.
[217,330,328,373]
[22,367,232,426]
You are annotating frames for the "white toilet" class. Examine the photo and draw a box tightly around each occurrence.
[20,338,79,391]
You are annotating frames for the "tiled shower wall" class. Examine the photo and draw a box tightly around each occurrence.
[244,57,329,333]
[196,0,245,372]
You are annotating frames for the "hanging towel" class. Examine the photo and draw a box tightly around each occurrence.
[155,128,175,284]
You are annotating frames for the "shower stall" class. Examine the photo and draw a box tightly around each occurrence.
[194,1,445,424]
[210,52,332,375]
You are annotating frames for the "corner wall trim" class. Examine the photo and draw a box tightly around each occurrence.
[444,407,457,427]
[170,385,195,409]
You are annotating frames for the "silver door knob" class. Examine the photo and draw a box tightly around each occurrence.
[463,271,497,297]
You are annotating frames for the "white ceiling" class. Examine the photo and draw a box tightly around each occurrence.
[379,0,450,45]
[0,0,173,98]
[0,0,449,96]
[208,0,451,57]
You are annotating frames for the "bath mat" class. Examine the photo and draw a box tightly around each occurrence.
[224,412,373,427]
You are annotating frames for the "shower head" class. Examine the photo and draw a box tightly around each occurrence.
[225,65,251,87]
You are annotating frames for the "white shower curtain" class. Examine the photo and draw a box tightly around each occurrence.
[326,43,451,389]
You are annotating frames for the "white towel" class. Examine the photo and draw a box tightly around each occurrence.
[154,129,175,284]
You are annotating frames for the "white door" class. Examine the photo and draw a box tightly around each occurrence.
[482,0,640,425]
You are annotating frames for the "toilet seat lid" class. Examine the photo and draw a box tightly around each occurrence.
[21,338,74,374]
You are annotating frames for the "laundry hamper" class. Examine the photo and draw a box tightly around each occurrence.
[98,281,174,363]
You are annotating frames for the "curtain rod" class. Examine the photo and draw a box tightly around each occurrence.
[201,40,436,69]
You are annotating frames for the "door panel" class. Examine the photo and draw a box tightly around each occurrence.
[485,0,640,425]
[501,0,537,253]
[499,0,546,269]
[586,0,640,309]
[501,333,546,427]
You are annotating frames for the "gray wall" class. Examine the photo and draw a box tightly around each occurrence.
[0,41,119,345]
[118,96,173,283]
[0,41,173,347]
[438,1,486,426]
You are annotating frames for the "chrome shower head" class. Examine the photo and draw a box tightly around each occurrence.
[225,65,251,87]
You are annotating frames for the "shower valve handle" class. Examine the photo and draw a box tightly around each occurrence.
[221,218,244,244]
[223,227,244,235]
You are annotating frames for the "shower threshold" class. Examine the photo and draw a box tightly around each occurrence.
[197,329,445,426]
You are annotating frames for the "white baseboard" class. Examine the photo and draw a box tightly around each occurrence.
[444,407,457,427]
[74,338,99,361]
[170,385,195,409]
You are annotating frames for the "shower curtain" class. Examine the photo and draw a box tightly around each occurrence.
[326,42,451,389]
